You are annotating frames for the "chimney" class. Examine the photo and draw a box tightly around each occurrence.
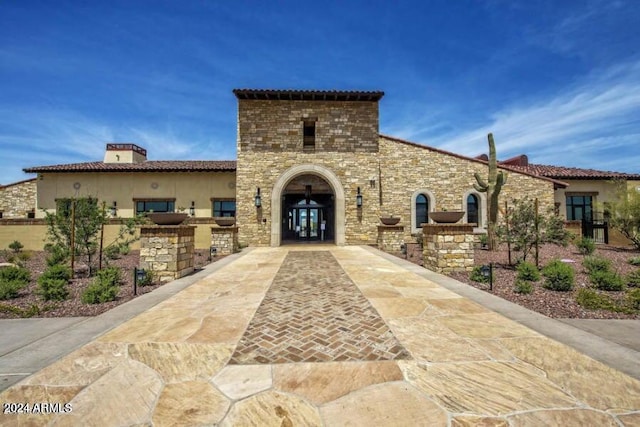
[104,143,147,163]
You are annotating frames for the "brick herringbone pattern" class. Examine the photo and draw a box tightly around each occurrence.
[229,251,410,364]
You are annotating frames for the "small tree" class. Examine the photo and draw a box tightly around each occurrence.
[607,181,640,250]
[497,198,569,265]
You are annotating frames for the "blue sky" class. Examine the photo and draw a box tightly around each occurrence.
[1,0,639,184]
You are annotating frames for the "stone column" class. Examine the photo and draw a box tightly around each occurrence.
[139,225,195,282]
[422,224,475,273]
[377,225,405,256]
[210,226,238,255]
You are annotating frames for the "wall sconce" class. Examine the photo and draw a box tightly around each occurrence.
[189,201,195,216]
[255,187,262,208]
[356,187,363,208]
[109,201,117,217]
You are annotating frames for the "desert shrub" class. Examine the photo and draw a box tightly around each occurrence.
[590,270,625,291]
[542,260,574,291]
[8,240,24,253]
[103,245,120,260]
[36,278,69,301]
[516,261,540,282]
[470,265,491,283]
[576,288,615,310]
[118,243,131,256]
[81,267,121,304]
[629,256,640,266]
[44,244,69,267]
[583,256,612,275]
[575,237,595,255]
[514,279,533,294]
[39,265,72,283]
[0,266,31,284]
[626,288,640,311]
[626,269,640,288]
[0,280,27,300]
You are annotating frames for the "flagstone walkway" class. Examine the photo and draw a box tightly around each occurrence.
[1,245,640,426]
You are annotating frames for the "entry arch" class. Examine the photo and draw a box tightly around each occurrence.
[271,164,345,246]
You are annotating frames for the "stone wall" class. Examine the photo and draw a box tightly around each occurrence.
[0,178,36,218]
[139,225,195,282]
[377,225,405,256]
[211,226,238,255]
[423,224,476,273]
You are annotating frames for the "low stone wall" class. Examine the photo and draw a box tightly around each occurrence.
[423,224,475,273]
[139,225,195,282]
[211,226,238,255]
[377,225,405,256]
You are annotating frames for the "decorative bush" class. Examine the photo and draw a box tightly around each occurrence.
[0,266,31,284]
[38,265,72,283]
[514,279,533,294]
[629,256,640,267]
[590,270,625,291]
[626,288,640,311]
[44,244,69,267]
[95,267,121,286]
[583,256,612,275]
[36,278,69,301]
[0,280,27,300]
[103,245,121,260]
[118,243,131,256]
[81,267,121,304]
[516,261,541,282]
[576,237,596,255]
[576,288,615,310]
[8,240,24,253]
[470,265,491,283]
[626,269,640,288]
[542,260,575,291]
[137,270,154,287]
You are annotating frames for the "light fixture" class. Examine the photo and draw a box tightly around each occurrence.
[255,187,262,208]
[356,187,363,208]
[189,201,195,216]
[480,263,493,291]
[110,201,117,217]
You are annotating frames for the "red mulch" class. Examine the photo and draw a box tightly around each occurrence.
[0,250,220,318]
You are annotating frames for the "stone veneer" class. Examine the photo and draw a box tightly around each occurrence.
[211,226,238,255]
[0,178,36,218]
[377,225,405,256]
[422,224,475,273]
[139,225,195,282]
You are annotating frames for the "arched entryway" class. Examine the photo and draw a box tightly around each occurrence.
[271,164,345,246]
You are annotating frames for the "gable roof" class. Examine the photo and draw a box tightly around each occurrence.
[23,160,237,173]
[379,135,569,188]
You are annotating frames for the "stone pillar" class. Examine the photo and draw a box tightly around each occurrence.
[422,224,475,273]
[377,225,405,256]
[210,226,238,255]
[139,225,195,282]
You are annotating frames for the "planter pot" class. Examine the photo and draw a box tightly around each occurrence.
[428,211,465,224]
[147,213,188,225]
[214,217,236,227]
[380,217,400,226]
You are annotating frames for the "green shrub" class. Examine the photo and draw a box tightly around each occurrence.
[583,256,611,275]
[590,270,625,291]
[8,240,24,253]
[626,269,640,288]
[576,237,596,255]
[118,243,131,256]
[136,270,154,287]
[516,261,541,282]
[37,278,69,301]
[0,280,27,300]
[38,265,72,283]
[626,288,640,311]
[542,260,575,291]
[514,279,533,294]
[95,267,121,286]
[576,288,615,310]
[81,280,118,304]
[470,265,491,283]
[103,245,121,260]
[629,256,640,267]
[44,244,69,267]
[0,266,31,284]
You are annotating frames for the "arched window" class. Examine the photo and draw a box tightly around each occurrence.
[467,194,479,225]
[415,194,429,229]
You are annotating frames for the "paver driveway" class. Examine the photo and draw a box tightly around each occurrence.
[1,245,640,426]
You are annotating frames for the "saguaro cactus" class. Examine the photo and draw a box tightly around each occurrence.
[474,133,507,250]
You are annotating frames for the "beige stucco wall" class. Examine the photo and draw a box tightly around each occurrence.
[35,171,235,218]
[554,179,620,218]
[0,179,36,218]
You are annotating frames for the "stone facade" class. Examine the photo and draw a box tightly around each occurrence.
[377,225,405,256]
[422,224,476,273]
[0,178,36,218]
[211,226,238,255]
[139,225,195,282]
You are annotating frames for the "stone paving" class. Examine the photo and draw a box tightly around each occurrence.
[1,245,640,426]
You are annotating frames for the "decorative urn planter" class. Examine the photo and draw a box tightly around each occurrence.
[214,217,236,227]
[428,211,465,224]
[380,217,401,226]
[147,213,189,225]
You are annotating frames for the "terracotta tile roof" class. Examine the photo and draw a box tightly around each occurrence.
[380,134,569,188]
[503,164,640,180]
[23,160,237,173]
[233,89,384,101]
